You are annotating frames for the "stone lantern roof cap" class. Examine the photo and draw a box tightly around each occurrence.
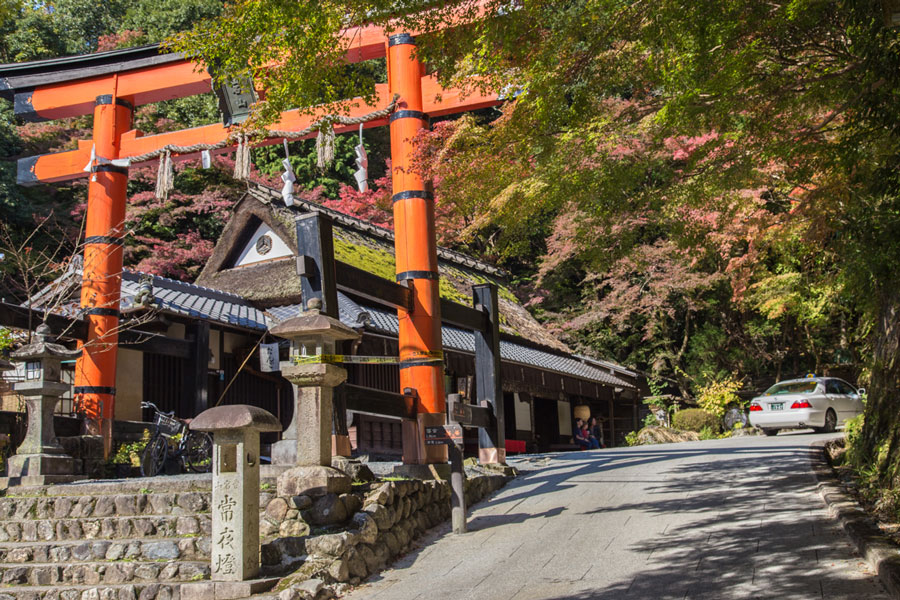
[269,306,360,342]
[190,404,282,433]
[11,324,81,362]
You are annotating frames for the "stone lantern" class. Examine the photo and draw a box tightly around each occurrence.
[269,298,359,497]
[5,323,82,486]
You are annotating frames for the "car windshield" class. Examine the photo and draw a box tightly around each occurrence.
[763,381,818,395]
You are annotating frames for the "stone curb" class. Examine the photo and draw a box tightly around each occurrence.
[809,439,900,599]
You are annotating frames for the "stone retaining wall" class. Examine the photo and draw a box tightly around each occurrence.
[260,473,509,595]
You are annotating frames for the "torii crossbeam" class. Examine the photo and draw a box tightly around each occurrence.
[0,26,500,462]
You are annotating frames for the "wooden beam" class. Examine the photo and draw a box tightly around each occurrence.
[295,212,339,318]
[344,383,417,420]
[14,60,212,123]
[17,77,499,186]
[0,301,88,340]
[336,262,412,312]
[0,301,192,358]
[439,299,488,331]
[4,0,495,122]
[5,24,390,122]
[117,329,192,359]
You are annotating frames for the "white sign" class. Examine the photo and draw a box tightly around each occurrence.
[259,343,280,372]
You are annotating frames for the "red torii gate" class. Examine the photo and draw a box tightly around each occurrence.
[1,24,500,462]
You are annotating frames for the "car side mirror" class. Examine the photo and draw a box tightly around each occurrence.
[858,388,866,396]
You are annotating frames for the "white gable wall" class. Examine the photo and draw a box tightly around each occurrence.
[233,223,292,267]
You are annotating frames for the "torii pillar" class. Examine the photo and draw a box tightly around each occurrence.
[388,34,448,466]
[73,94,133,458]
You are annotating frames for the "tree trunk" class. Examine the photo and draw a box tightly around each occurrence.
[860,287,900,487]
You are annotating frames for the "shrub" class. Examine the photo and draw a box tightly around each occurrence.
[672,408,721,433]
[696,376,743,417]
[625,431,641,446]
[698,426,719,440]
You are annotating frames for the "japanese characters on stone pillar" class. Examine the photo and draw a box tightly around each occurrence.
[190,405,281,582]
[3,324,82,486]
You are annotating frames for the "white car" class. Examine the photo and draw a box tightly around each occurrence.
[748,377,864,436]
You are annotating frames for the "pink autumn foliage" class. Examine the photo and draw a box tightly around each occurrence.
[321,171,394,229]
[132,232,214,280]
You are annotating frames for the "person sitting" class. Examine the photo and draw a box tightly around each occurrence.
[573,418,592,450]
[588,416,605,449]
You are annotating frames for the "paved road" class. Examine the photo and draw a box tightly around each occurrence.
[343,432,889,600]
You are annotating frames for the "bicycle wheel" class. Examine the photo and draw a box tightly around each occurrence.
[140,435,168,477]
[184,431,213,473]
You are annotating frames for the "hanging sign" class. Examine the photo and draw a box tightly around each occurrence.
[259,343,280,372]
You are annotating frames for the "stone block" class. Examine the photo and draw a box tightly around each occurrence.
[305,493,347,526]
[326,559,349,583]
[176,516,200,535]
[363,503,392,531]
[265,497,289,522]
[339,493,362,515]
[350,512,377,544]
[187,578,279,599]
[279,519,310,538]
[94,496,115,517]
[118,585,137,600]
[345,547,367,579]
[288,495,312,510]
[142,540,180,560]
[305,532,356,558]
[114,495,137,516]
[277,466,351,498]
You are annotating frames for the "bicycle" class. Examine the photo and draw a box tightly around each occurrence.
[140,401,213,477]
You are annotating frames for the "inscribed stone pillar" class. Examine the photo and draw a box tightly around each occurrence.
[190,405,281,582]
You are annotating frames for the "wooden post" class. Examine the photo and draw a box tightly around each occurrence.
[185,321,210,417]
[294,213,338,319]
[474,284,504,464]
[609,395,616,448]
[388,33,446,465]
[73,94,133,458]
[447,393,467,534]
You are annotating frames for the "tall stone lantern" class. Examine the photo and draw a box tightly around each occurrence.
[270,298,359,497]
[6,324,82,486]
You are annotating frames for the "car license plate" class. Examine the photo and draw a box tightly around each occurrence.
[770,403,784,411]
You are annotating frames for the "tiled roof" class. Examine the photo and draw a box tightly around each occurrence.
[31,263,634,389]
[268,294,636,389]
[119,271,270,331]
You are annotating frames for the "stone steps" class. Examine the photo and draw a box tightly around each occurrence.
[0,560,209,587]
[0,537,210,563]
[0,491,210,520]
[0,514,211,542]
[0,581,183,600]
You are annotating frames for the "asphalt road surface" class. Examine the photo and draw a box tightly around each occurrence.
[343,432,889,600]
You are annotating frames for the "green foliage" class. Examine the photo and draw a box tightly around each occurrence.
[671,409,720,433]
[698,426,719,441]
[111,430,151,466]
[695,376,743,418]
[625,431,641,447]
[0,328,12,352]
[642,413,658,429]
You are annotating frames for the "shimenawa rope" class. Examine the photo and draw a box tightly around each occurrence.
[130,95,400,198]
